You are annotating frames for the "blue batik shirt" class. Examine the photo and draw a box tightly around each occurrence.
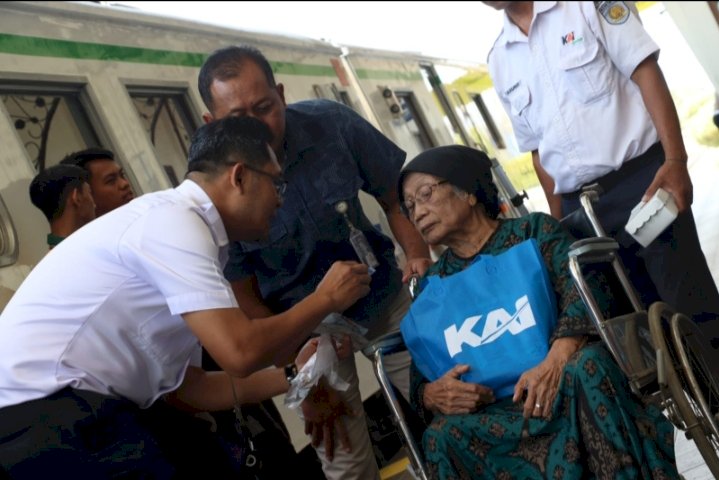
[224,99,406,326]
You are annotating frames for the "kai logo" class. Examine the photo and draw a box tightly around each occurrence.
[597,1,630,25]
[444,295,536,358]
[561,31,584,46]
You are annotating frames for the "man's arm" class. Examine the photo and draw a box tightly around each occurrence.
[183,261,370,377]
[167,337,321,411]
[532,150,563,219]
[231,275,274,319]
[230,275,302,364]
[379,189,432,282]
[630,55,692,212]
[166,366,289,412]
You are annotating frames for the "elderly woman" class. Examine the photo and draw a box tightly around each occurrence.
[399,145,678,479]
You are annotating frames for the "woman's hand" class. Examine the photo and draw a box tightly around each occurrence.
[402,257,433,283]
[513,336,586,419]
[423,364,494,415]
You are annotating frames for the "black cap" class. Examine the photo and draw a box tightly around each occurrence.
[398,145,499,218]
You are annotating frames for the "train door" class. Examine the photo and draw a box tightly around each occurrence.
[469,92,507,151]
[419,63,472,147]
[126,87,199,186]
[375,86,435,162]
[419,64,529,216]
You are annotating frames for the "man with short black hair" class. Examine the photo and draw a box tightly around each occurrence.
[60,147,134,216]
[0,116,371,478]
[28,164,96,249]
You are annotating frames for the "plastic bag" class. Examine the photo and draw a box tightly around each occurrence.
[284,334,350,409]
[313,312,369,351]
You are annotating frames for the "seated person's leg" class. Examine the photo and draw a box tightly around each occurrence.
[559,344,678,479]
[310,353,381,480]
[421,344,679,479]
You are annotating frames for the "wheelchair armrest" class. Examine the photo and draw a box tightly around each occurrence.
[568,237,619,264]
[361,330,407,357]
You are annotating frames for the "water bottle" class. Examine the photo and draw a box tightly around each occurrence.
[335,201,379,274]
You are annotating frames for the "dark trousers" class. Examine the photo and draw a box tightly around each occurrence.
[0,388,239,479]
[561,143,719,340]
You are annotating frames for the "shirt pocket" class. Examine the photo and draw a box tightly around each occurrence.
[308,171,361,230]
[558,37,614,104]
[508,83,532,117]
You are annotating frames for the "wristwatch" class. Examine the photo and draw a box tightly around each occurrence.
[284,363,298,383]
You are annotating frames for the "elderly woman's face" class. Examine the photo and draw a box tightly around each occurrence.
[402,172,472,245]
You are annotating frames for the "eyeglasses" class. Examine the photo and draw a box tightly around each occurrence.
[401,180,448,218]
[243,164,288,198]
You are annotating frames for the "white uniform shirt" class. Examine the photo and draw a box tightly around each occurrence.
[0,180,237,409]
[488,1,659,193]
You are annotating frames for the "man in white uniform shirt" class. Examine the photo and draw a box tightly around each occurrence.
[484,1,719,340]
[0,116,371,478]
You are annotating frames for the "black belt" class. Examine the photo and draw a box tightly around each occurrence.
[562,142,663,199]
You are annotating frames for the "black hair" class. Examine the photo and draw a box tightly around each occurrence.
[187,116,273,176]
[198,45,276,110]
[29,164,90,222]
[59,147,115,177]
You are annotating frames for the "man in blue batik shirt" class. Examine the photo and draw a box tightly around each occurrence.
[198,45,432,480]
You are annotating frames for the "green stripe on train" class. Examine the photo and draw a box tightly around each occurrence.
[0,33,337,77]
[0,34,428,82]
[354,69,422,82]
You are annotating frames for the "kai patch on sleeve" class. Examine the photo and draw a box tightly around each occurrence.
[595,1,630,25]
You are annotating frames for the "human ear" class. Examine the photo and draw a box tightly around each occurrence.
[276,83,287,107]
[69,187,81,207]
[230,163,244,190]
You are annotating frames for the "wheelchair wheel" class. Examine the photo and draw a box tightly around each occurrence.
[670,313,719,440]
[648,302,719,477]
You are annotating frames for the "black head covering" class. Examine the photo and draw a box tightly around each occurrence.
[398,145,500,219]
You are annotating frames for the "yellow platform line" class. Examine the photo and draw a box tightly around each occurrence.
[380,456,410,479]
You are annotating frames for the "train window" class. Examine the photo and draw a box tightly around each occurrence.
[127,88,198,186]
[0,84,102,172]
[330,84,355,109]
[0,194,19,268]
[312,84,329,100]
[313,83,355,110]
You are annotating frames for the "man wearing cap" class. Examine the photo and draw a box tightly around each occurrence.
[0,116,371,478]
[60,147,135,216]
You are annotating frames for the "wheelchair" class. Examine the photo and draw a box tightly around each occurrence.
[565,186,719,476]
[362,280,428,480]
[363,186,719,479]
